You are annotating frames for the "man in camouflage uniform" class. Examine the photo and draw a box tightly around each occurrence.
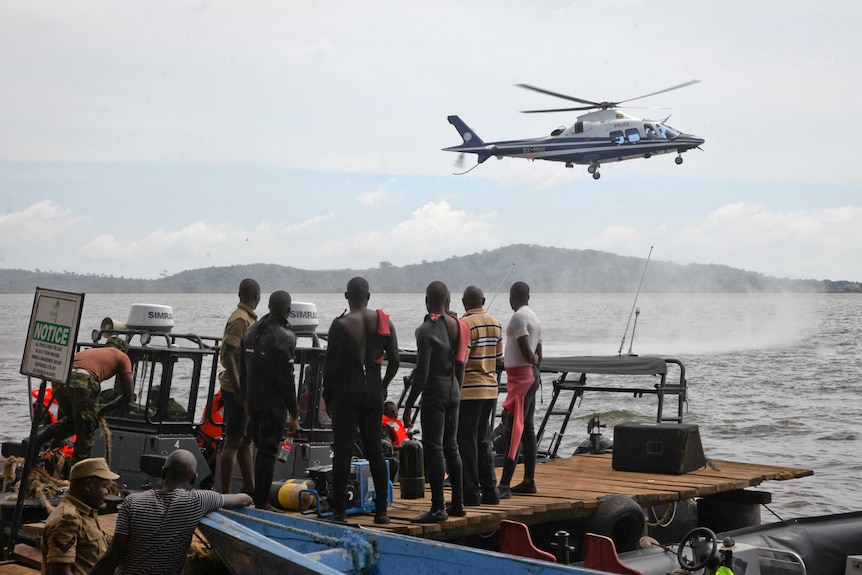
[217,278,260,494]
[32,336,134,468]
[41,457,118,575]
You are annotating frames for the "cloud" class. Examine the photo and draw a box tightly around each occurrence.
[318,200,498,267]
[581,225,644,252]
[284,212,335,232]
[668,203,862,278]
[356,186,389,206]
[0,200,86,246]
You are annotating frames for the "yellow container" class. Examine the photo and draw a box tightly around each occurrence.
[271,479,315,511]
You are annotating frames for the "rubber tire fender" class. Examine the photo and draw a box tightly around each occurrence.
[584,494,645,553]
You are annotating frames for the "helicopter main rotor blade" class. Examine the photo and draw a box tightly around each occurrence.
[516,83,599,107]
[521,105,598,114]
[616,79,701,106]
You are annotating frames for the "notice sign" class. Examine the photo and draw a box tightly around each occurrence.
[21,288,85,384]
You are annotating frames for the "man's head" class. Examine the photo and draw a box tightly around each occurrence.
[425,281,448,313]
[509,281,531,311]
[105,335,129,355]
[68,457,118,509]
[269,290,292,320]
[162,449,198,487]
[383,401,398,419]
[462,285,485,311]
[345,277,370,310]
[239,278,261,309]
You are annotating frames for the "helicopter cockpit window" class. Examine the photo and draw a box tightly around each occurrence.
[625,128,641,143]
[644,124,658,139]
[658,124,679,139]
[610,130,624,145]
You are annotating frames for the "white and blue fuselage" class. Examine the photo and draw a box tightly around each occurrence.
[444,109,704,179]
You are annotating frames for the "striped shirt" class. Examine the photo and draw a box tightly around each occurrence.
[114,489,224,575]
[461,308,503,401]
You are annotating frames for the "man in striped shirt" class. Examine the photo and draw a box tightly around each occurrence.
[459,285,504,506]
[89,449,251,575]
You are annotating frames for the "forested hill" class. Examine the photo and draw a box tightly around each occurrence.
[0,244,858,294]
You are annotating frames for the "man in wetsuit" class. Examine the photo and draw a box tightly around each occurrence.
[217,278,259,495]
[240,290,298,509]
[498,281,542,499]
[31,336,134,469]
[323,277,399,524]
[403,281,468,523]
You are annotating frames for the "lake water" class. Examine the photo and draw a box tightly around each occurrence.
[1,291,860,521]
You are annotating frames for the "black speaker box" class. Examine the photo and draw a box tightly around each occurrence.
[612,422,706,474]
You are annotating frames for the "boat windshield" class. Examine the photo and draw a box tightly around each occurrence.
[657,124,680,139]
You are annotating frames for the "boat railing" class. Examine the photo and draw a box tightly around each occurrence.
[534,355,688,459]
[731,543,807,575]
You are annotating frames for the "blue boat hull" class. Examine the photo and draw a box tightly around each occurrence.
[199,508,596,575]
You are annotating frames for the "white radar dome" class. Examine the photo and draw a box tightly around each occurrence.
[288,301,318,332]
[126,304,175,332]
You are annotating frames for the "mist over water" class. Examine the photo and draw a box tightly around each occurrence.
[1,292,860,520]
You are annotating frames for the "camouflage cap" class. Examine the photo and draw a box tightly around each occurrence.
[69,457,119,480]
[106,335,130,354]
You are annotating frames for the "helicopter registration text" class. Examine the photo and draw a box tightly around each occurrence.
[523,146,545,153]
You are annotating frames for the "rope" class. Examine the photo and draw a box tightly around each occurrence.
[218,509,378,573]
[763,503,784,522]
[646,502,677,528]
[99,416,112,466]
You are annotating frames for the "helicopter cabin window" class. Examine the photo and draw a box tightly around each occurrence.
[644,124,658,139]
[625,128,641,143]
[658,124,679,139]
[609,130,624,145]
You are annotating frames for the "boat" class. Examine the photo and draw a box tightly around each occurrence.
[200,507,594,575]
[200,505,862,575]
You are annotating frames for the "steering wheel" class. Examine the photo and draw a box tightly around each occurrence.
[677,527,718,571]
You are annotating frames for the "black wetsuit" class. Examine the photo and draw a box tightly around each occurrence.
[406,314,464,512]
[322,316,390,516]
[240,313,297,508]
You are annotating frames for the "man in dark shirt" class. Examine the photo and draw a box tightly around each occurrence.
[403,281,467,523]
[323,277,398,524]
[240,290,298,509]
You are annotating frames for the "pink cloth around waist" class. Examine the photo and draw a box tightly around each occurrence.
[502,365,536,461]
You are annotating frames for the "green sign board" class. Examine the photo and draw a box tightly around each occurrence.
[21,288,84,384]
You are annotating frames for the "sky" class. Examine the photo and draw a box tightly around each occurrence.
[1,1,861,282]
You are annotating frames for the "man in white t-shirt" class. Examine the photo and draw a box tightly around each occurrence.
[90,450,252,575]
[498,281,542,499]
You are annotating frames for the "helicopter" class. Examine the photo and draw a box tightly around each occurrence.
[443,80,705,180]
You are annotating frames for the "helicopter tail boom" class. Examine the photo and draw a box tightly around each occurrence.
[444,115,493,163]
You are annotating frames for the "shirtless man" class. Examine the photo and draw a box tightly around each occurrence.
[322,277,399,524]
[403,281,468,523]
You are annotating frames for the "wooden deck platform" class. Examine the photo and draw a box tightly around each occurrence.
[2,454,811,572]
[299,454,813,541]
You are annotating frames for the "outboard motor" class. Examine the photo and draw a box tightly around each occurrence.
[399,430,424,499]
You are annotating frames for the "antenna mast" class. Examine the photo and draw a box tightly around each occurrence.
[618,246,653,356]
